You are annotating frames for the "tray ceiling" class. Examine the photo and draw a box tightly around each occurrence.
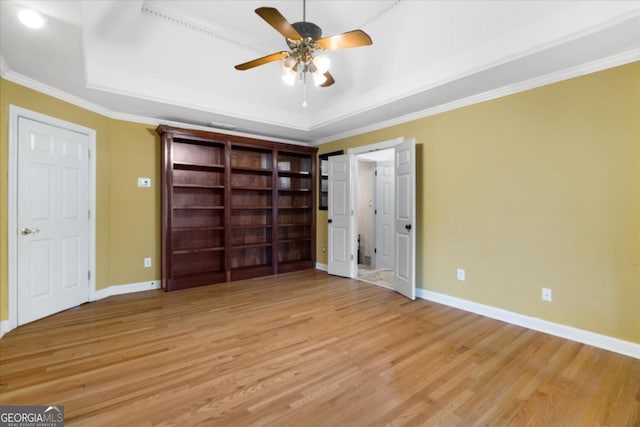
[2,1,639,144]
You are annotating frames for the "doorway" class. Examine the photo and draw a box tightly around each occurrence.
[8,106,96,330]
[356,149,395,288]
[327,137,416,300]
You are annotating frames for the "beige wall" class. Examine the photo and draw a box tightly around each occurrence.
[2,62,638,344]
[0,79,161,320]
[318,62,640,343]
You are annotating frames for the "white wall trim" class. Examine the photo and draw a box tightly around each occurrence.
[315,263,328,272]
[3,68,113,117]
[3,48,638,148]
[0,320,11,340]
[7,105,97,333]
[312,49,640,145]
[347,137,405,155]
[90,280,161,302]
[0,56,9,76]
[416,288,640,360]
[0,57,305,146]
[0,280,161,339]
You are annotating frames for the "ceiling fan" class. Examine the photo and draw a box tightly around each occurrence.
[234,0,373,88]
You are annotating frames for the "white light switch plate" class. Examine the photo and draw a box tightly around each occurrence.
[138,177,151,187]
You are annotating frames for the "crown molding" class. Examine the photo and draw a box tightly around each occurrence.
[310,10,640,143]
[142,1,270,54]
[0,55,9,76]
[0,62,307,146]
[311,49,640,145]
[3,44,638,149]
[2,65,113,117]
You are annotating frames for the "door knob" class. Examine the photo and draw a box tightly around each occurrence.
[405,224,412,231]
[20,228,39,235]
[328,219,333,224]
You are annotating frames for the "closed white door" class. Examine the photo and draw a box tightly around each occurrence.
[394,139,416,300]
[375,161,394,269]
[328,155,354,277]
[17,117,90,325]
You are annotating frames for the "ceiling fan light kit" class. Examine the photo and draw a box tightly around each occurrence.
[235,0,372,98]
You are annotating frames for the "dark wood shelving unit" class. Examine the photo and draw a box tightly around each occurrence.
[159,125,317,291]
[276,151,315,274]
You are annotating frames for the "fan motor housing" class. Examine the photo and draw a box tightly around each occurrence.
[292,21,322,40]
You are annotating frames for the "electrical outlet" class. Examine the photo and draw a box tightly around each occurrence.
[542,288,552,302]
[144,257,152,268]
[457,268,465,281]
[138,177,151,188]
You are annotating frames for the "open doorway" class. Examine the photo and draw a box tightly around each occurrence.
[327,137,415,300]
[356,149,395,289]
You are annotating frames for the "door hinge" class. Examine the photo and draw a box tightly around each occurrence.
[375,170,378,176]
[88,149,91,159]
[351,209,354,216]
[375,209,377,215]
[374,248,377,254]
[88,270,91,280]
[351,254,354,261]
[88,210,91,220]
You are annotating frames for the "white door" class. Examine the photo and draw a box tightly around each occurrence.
[17,117,90,325]
[394,139,416,300]
[375,161,394,269]
[328,155,354,277]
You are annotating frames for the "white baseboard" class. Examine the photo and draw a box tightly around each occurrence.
[90,280,161,301]
[315,263,328,272]
[0,320,12,340]
[416,288,640,360]
[0,280,160,340]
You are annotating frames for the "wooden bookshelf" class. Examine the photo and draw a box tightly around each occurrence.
[159,126,317,291]
[276,151,315,273]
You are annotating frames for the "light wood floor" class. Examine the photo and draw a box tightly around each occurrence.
[1,270,638,426]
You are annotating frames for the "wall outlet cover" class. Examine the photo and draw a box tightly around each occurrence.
[457,268,465,281]
[138,177,151,187]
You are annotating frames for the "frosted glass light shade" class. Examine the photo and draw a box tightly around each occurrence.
[313,56,330,74]
[282,69,297,86]
[19,9,46,29]
[312,70,327,87]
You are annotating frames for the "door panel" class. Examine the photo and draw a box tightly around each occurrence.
[394,139,416,300]
[17,117,90,325]
[61,236,81,289]
[375,161,394,269]
[328,155,354,277]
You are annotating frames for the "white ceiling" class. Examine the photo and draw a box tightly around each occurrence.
[2,1,639,144]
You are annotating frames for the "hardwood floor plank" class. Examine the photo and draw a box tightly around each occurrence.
[1,270,638,426]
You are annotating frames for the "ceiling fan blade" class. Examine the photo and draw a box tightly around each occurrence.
[320,71,335,87]
[317,29,372,51]
[255,7,302,40]
[235,52,289,71]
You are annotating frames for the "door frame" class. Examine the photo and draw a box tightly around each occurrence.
[346,137,405,279]
[7,105,97,332]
